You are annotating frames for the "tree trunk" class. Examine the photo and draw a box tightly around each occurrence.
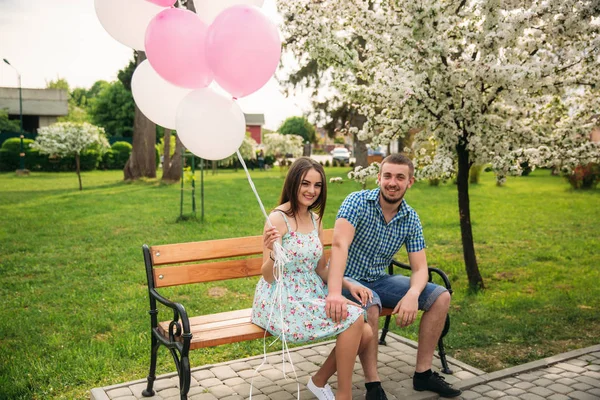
[162,134,184,182]
[163,128,171,170]
[124,52,156,180]
[456,140,484,290]
[351,114,368,167]
[75,152,82,191]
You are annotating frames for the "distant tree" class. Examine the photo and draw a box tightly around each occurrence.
[278,116,317,144]
[31,122,109,190]
[45,77,69,91]
[264,133,303,166]
[0,109,20,132]
[89,81,135,137]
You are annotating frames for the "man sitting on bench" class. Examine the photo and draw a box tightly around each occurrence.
[325,154,462,399]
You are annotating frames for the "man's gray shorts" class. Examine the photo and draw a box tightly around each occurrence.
[342,274,447,312]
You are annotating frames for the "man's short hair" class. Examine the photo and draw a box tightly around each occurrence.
[380,153,414,178]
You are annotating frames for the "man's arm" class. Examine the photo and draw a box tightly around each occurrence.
[325,217,355,322]
[394,249,428,327]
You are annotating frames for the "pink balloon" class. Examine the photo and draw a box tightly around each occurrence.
[145,8,213,89]
[145,0,175,6]
[206,5,281,98]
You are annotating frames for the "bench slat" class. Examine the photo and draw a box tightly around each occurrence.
[157,307,394,350]
[153,249,333,288]
[150,230,335,266]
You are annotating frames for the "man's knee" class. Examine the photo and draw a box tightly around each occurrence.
[431,291,451,312]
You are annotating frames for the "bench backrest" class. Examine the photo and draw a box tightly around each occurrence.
[146,229,335,289]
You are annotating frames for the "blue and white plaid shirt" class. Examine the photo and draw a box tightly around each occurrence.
[336,188,426,282]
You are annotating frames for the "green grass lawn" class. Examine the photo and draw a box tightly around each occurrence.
[0,167,598,399]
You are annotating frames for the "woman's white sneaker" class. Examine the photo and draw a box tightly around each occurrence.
[307,377,335,400]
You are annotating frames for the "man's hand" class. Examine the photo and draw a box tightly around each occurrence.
[326,293,348,323]
[393,289,419,327]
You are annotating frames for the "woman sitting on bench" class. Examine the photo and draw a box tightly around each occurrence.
[251,157,373,400]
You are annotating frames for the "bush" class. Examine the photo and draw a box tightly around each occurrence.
[469,165,483,184]
[0,138,36,171]
[567,163,599,190]
[264,155,275,167]
[110,141,132,169]
[325,160,330,167]
[1,137,34,152]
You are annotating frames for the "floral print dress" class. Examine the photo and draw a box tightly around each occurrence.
[251,211,364,343]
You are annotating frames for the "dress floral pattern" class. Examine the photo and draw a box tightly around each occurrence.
[251,212,364,343]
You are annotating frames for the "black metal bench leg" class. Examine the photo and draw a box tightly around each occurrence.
[438,315,452,374]
[142,336,160,397]
[180,356,191,400]
[378,315,392,345]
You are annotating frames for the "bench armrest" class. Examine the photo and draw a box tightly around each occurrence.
[388,260,453,294]
[149,288,191,339]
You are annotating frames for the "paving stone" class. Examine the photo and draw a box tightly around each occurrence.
[504,387,526,396]
[230,383,252,397]
[576,376,600,387]
[547,394,571,400]
[588,388,600,396]
[515,381,536,390]
[458,391,481,399]
[555,377,578,386]
[106,387,133,398]
[569,391,600,400]
[547,383,574,395]
[488,380,511,390]
[157,387,181,398]
[453,370,477,380]
[529,386,554,397]
[292,362,320,373]
[190,394,218,400]
[199,378,223,389]
[502,377,521,385]
[554,362,587,373]
[222,377,246,387]
[519,394,545,400]
[470,384,493,393]
[210,366,238,381]
[247,376,274,390]
[193,370,216,381]
[516,373,540,382]
[267,390,296,400]
[228,361,253,372]
[568,359,591,367]
[583,370,600,379]
[208,385,235,397]
[483,389,506,398]
[572,382,593,391]
[531,377,553,386]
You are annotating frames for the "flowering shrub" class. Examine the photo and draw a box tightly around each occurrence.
[31,122,109,190]
[263,133,303,164]
[567,163,599,190]
[329,177,343,184]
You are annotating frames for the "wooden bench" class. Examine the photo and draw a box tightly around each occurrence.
[141,229,453,400]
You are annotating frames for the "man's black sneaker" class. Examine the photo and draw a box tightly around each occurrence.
[413,372,462,398]
[365,385,388,400]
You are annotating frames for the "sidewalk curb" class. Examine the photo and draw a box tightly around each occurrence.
[456,344,600,391]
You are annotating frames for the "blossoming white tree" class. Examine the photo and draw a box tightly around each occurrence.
[32,122,109,190]
[278,0,600,289]
[263,133,304,165]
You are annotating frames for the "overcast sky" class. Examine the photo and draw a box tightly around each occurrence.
[0,0,310,130]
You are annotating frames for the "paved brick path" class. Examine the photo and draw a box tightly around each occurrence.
[90,333,600,400]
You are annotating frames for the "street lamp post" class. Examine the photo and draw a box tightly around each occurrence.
[3,58,27,174]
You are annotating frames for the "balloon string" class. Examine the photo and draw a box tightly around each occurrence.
[238,150,299,399]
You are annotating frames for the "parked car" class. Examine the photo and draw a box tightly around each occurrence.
[331,147,351,166]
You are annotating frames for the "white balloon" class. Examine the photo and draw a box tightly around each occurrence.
[176,88,246,160]
[94,0,166,50]
[195,0,265,24]
[131,60,192,129]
